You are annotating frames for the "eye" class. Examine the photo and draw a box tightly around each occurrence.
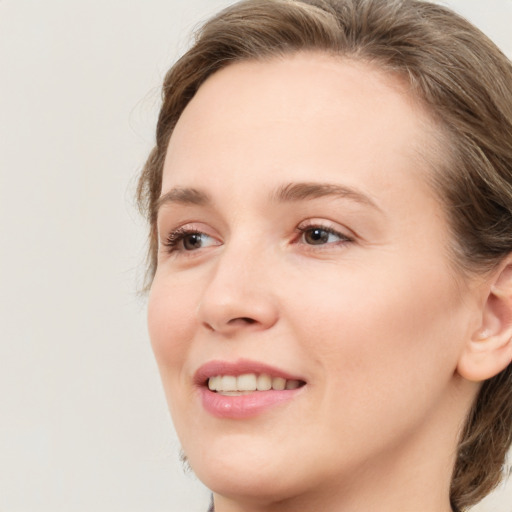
[181,232,210,250]
[164,228,220,253]
[297,225,352,246]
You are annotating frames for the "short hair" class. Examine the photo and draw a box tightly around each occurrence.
[137,1,512,509]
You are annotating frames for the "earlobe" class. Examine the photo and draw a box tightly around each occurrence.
[457,259,512,382]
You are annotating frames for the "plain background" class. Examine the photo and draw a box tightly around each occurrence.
[1,1,511,511]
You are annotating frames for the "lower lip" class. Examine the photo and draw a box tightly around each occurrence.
[199,386,303,419]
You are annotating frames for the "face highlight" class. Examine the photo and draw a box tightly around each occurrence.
[147,53,481,511]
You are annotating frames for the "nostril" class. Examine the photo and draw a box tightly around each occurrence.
[203,317,257,332]
[228,317,256,325]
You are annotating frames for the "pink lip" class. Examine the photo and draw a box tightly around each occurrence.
[194,359,306,419]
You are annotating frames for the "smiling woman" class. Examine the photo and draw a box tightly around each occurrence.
[136,1,512,511]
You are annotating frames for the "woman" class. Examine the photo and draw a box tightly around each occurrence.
[137,0,512,510]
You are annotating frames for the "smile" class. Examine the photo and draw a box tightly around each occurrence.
[195,360,307,418]
[208,373,303,394]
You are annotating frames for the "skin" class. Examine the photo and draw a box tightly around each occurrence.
[148,53,489,512]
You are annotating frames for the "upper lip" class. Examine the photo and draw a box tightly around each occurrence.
[194,358,306,386]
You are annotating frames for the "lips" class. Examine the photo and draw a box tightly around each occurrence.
[194,359,306,418]
[194,359,305,386]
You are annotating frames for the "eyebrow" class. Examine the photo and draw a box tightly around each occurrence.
[155,187,211,213]
[155,181,381,214]
[271,182,381,211]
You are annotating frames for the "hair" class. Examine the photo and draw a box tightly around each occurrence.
[137,0,512,509]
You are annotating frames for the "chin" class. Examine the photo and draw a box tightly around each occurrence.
[199,469,302,507]
[184,434,309,502]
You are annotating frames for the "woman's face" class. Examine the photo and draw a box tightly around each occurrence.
[148,54,481,506]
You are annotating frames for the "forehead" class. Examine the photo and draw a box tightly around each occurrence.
[162,52,439,201]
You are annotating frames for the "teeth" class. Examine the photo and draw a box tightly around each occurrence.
[272,377,286,391]
[285,379,301,390]
[208,373,302,393]
[257,374,272,391]
[238,373,257,391]
[208,376,219,391]
[221,375,237,391]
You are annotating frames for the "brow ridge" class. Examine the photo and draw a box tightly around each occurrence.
[155,187,210,213]
[272,182,380,210]
[155,181,380,216]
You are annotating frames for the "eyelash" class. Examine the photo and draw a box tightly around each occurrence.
[162,223,353,255]
[295,223,353,246]
[163,227,204,252]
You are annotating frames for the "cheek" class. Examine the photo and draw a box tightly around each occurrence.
[290,258,466,401]
[282,262,469,459]
[147,275,198,372]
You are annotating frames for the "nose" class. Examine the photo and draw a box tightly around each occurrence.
[196,243,279,335]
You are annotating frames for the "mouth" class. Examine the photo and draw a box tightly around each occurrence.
[207,373,305,395]
[194,359,307,418]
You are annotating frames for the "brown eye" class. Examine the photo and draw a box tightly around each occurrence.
[297,225,353,247]
[302,227,349,245]
[304,228,329,245]
[183,233,206,250]
[165,229,220,254]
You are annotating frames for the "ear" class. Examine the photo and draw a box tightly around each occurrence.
[457,258,512,382]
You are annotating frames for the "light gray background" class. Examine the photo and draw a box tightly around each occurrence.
[1,1,511,511]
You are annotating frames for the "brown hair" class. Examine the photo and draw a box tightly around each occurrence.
[137,0,512,509]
